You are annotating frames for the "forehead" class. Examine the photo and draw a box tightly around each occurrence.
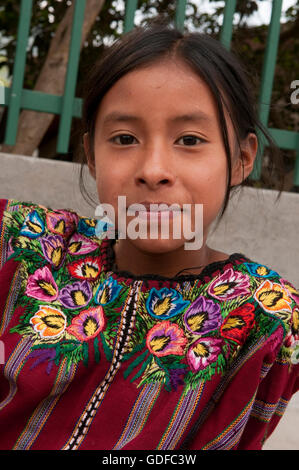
[95,59,223,129]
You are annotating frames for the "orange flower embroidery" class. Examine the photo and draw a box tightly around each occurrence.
[254,280,292,314]
[30,306,67,338]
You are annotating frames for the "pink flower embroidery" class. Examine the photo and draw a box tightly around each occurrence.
[26,266,59,301]
[187,337,223,372]
[67,233,99,255]
[146,321,188,357]
[67,306,106,341]
[208,268,251,300]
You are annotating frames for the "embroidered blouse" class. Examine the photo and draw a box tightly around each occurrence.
[0,198,298,451]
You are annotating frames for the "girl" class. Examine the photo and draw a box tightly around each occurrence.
[0,23,298,451]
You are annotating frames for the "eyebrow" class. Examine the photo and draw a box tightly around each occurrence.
[102,111,214,127]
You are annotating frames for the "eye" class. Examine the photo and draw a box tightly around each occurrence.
[110,134,137,145]
[176,135,205,146]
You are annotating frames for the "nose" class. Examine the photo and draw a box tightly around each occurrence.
[134,140,176,189]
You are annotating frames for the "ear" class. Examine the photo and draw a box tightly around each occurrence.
[83,132,96,179]
[231,132,258,187]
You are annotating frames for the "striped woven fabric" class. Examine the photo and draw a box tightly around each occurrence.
[0,199,298,450]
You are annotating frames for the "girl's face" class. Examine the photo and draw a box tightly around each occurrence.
[86,59,256,255]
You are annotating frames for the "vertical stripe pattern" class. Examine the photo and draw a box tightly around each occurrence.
[0,337,34,410]
[62,280,143,450]
[0,265,23,336]
[202,393,257,450]
[113,381,162,450]
[158,382,205,450]
[13,359,77,449]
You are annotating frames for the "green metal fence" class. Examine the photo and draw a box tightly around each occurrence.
[1,0,299,184]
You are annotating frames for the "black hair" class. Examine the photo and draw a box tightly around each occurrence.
[80,21,283,216]
[80,20,284,245]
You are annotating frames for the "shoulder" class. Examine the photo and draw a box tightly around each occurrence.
[0,198,109,267]
[230,257,299,365]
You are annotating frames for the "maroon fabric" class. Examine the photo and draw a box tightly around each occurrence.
[0,198,298,450]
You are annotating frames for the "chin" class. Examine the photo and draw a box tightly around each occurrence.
[126,236,187,255]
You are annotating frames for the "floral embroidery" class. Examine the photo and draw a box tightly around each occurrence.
[254,280,292,315]
[40,235,66,269]
[67,306,106,341]
[146,321,188,357]
[184,296,221,335]
[220,304,255,345]
[59,281,92,309]
[2,200,298,392]
[280,279,299,305]
[146,288,190,320]
[46,210,78,238]
[187,337,223,373]
[67,233,99,255]
[67,256,101,280]
[30,306,67,339]
[26,266,59,302]
[95,277,123,305]
[244,262,279,278]
[77,217,98,237]
[20,210,45,238]
[208,268,251,300]
[292,307,299,337]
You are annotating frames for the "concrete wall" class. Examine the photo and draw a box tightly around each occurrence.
[0,151,298,449]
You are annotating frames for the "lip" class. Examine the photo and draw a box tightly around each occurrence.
[128,201,183,212]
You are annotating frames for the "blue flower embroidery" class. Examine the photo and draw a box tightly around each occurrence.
[146,287,190,320]
[95,277,123,305]
[78,218,97,237]
[244,262,279,279]
[20,210,45,238]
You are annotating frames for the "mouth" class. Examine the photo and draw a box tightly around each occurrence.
[127,201,183,213]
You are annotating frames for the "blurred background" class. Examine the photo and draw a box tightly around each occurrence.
[0,0,298,193]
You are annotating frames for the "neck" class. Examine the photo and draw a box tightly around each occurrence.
[112,238,217,278]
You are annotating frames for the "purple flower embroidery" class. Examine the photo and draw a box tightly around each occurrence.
[28,348,56,375]
[58,281,92,309]
[46,210,78,238]
[184,296,221,335]
[25,266,58,301]
[40,235,66,269]
[208,268,251,301]
[187,337,223,373]
[67,233,99,256]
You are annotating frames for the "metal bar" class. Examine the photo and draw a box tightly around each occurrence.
[219,0,237,49]
[57,0,86,154]
[251,0,283,180]
[175,0,187,31]
[4,0,33,146]
[124,0,138,33]
[268,128,299,150]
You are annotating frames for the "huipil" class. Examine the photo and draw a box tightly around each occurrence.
[0,198,298,450]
